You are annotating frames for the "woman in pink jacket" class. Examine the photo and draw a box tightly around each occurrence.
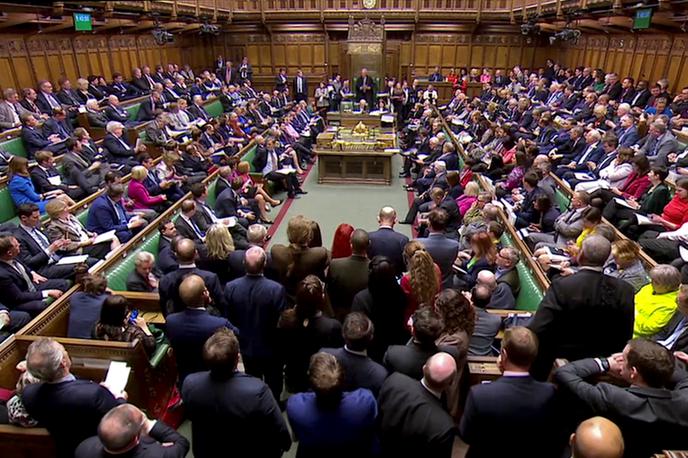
[127,166,168,215]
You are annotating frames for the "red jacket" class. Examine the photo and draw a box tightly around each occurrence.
[128,179,165,210]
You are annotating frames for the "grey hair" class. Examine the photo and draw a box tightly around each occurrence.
[106,121,125,134]
[500,246,520,266]
[135,251,155,266]
[26,338,65,382]
[651,121,668,134]
[247,224,267,244]
[580,235,611,267]
[650,264,681,293]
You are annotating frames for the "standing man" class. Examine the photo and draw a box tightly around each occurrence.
[367,206,409,276]
[275,67,288,92]
[293,69,308,103]
[327,229,370,321]
[224,246,286,402]
[355,68,376,109]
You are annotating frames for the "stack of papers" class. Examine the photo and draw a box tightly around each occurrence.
[104,361,130,395]
[93,230,117,245]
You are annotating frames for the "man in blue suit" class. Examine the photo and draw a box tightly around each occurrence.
[22,338,127,458]
[416,208,459,288]
[225,246,286,401]
[166,274,239,386]
[20,113,66,158]
[555,129,604,178]
[182,327,290,458]
[86,184,147,243]
[615,114,640,148]
[367,206,409,276]
[459,327,562,457]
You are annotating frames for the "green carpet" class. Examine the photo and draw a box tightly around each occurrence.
[268,154,412,248]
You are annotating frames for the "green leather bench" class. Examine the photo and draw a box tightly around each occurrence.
[501,232,544,311]
[0,187,16,224]
[554,188,571,212]
[126,103,142,122]
[0,136,28,158]
[107,233,161,291]
[205,100,223,119]
[206,178,218,208]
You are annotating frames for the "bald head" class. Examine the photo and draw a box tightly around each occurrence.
[378,206,397,226]
[476,270,496,290]
[176,238,197,264]
[179,274,207,308]
[98,404,145,454]
[422,352,457,392]
[571,417,624,458]
[245,245,266,275]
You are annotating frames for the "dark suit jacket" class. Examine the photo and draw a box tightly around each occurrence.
[126,269,158,293]
[137,99,162,122]
[75,420,189,458]
[102,133,135,163]
[321,346,388,396]
[416,233,459,288]
[132,77,152,93]
[56,89,81,107]
[383,340,461,380]
[13,225,53,272]
[104,104,130,123]
[174,217,204,244]
[528,268,635,380]
[21,125,51,156]
[159,266,226,315]
[378,372,457,458]
[367,227,409,276]
[182,371,291,458]
[225,274,285,359]
[459,375,561,457]
[188,103,211,122]
[23,379,123,458]
[270,244,329,299]
[496,266,520,298]
[85,195,133,242]
[215,187,242,219]
[652,312,688,353]
[0,259,45,308]
[30,166,68,194]
[555,358,688,458]
[293,76,308,97]
[157,246,178,274]
[326,254,369,318]
[43,117,73,139]
[166,309,238,383]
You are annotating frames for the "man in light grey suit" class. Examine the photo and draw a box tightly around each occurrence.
[416,208,459,288]
[0,88,23,131]
[526,190,590,250]
[638,121,678,168]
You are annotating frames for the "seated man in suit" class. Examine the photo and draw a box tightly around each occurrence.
[137,91,165,122]
[188,94,211,122]
[108,72,141,101]
[62,137,108,196]
[145,113,176,148]
[14,203,81,280]
[86,184,147,243]
[158,238,225,316]
[43,107,74,141]
[104,95,135,126]
[20,113,67,158]
[224,246,286,401]
[75,404,190,458]
[468,282,503,356]
[494,246,521,299]
[378,352,458,458]
[327,229,370,321]
[367,206,409,276]
[476,269,516,310]
[192,184,250,249]
[0,300,31,343]
[167,275,239,386]
[182,327,290,458]
[555,339,688,458]
[0,234,68,316]
[322,312,388,396]
[569,417,625,458]
[22,338,127,458]
[175,199,207,244]
[384,307,461,380]
[158,234,181,275]
[83,99,109,128]
[126,251,161,293]
[102,121,142,171]
[31,150,85,201]
[554,129,604,178]
[416,208,459,288]
[460,327,562,457]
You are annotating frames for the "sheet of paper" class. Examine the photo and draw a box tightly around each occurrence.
[56,255,88,265]
[381,114,395,123]
[104,361,130,395]
[613,198,635,209]
[573,172,593,181]
[92,229,116,245]
[384,148,401,154]
[416,154,429,161]
[636,214,654,225]
[275,167,296,175]
[517,228,530,239]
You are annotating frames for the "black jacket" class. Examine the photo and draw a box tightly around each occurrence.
[75,420,189,458]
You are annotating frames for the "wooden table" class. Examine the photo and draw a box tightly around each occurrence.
[328,112,391,128]
[316,148,394,185]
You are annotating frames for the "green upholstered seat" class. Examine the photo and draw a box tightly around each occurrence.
[554,188,571,212]
[126,103,141,122]
[205,100,223,119]
[241,145,259,172]
[1,137,28,158]
[206,178,218,208]
[106,234,161,291]
[0,187,17,223]
[501,233,544,311]
[76,209,89,226]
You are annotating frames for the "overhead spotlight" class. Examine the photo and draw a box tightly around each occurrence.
[549,28,581,45]
[200,23,220,35]
[152,27,174,45]
[520,22,541,36]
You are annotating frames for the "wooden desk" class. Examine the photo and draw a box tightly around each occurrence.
[328,112,388,128]
[316,148,394,185]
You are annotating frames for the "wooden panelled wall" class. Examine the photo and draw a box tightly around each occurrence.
[0,34,202,91]
[557,34,688,94]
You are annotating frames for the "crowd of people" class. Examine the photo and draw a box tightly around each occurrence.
[1,57,688,458]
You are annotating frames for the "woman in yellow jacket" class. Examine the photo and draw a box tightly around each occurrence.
[634,264,682,338]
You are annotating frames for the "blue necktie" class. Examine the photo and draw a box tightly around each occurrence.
[189,218,205,239]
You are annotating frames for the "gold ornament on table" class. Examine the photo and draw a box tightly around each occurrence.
[353,121,369,136]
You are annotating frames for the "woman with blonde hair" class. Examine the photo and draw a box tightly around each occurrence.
[198,223,236,284]
[604,239,650,293]
[235,160,281,223]
[8,156,73,213]
[456,181,480,216]
[401,241,441,323]
[127,165,168,214]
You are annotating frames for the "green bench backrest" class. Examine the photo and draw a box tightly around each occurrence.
[126,103,141,122]
[1,137,28,158]
[205,100,223,119]
[76,209,89,226]
[554,188,571,212]
[206,179,218,208]
[0,187,16,223]
[501,233,544,311]
[106,233,160,291]
[242,145,259,172]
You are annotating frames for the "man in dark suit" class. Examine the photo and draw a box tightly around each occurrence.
[383,307,461,380]
[166,274,238,385]
[555,339,688,458]
[555,129,604,178]
[0,234,68,316]
[175,200,206,244]
[131,67,154,94]
[102,122,140,170]
[190,184,250,249]
[528,235,635,380]
[182,327,291,458]
[367,206,409,276]
[31,150,84,200]
[55,78,82,108]
[43,107,73,140]
[188,95,211,122]
[630,80,651,108]
[21,113,66,158]
[378,352,458,458]
[225,246,286,401]
[22,338,126,458]
[126,251,160,293]
[293,69,308,103]
[108,72,140,101]
[218,60,237,86]
[35,80,63,115]
[275,67,288,92]
[354,68,376,108]
[460,327,562,457]
[327,229,370,321]
[104,95,133,124]
[75,403,189,458]
[227,224,278,281]
[158,238,226,316]
[494,246,520,299]
[416,209,459,288]
[652,285,688,353]
[14,203,81,279]
[322,312,388,396]
[137,91,164,122]
[157,236,180,275]
[0,302,31,343]
[86,184,147,243]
